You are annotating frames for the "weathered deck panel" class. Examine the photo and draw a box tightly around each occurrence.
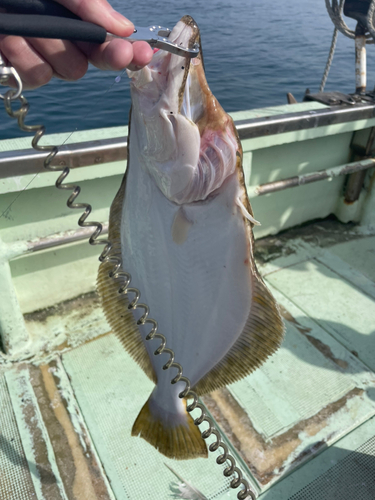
[0,369,36,500]
[1,221,374,499]
[4,359,115,500]
[61,332,242,499]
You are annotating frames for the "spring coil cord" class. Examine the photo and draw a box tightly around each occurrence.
[0,65,257,500]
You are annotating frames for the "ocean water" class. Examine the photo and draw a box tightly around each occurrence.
[1,0,374,140]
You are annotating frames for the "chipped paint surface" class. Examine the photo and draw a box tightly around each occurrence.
[0,236,30,354]
[39,363,102,499]
[24,292,110,359]
[279,306,349,369]
[6,365,67,500]
[5,361,115,500]
[0,292,111,366]
[203,386,365,487]
[355,35,367,93]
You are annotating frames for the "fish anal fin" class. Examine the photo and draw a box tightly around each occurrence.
[194,274,284,395]
[132,397,208,460]
[97,176,156,383]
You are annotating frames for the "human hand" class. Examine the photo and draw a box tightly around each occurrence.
[0,0,154,89]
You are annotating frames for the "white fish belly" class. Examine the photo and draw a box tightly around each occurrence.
[120,151,253,403]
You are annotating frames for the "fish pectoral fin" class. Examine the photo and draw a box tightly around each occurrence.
[172,207,193,244]
[236,197,261,226]
[194,273,284,395]
[132,395,208,460]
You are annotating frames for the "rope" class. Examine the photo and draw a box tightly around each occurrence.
[367,0,375,42]
[325,0,355,39]
[320,0,375,91]
[325,0,374,42]
[320,26,338,92]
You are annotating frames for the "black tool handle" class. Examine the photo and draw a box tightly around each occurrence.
[0,0,79,19]
[0,13,107,43]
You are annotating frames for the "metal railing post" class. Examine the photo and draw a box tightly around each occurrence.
[0,236,30,355]
[355,23,367,94]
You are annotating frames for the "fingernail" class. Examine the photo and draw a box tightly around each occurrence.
[111,11,134,30]
[128,64,142,72]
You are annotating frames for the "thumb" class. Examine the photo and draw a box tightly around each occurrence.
[55,0,134,36]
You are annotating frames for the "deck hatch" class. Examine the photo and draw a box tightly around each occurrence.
[62,333,253,499]
[202,290,375,490]
[266,258,375,371]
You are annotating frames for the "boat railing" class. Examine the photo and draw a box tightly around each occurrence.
[2,101,375,180]
[1,99,375,355]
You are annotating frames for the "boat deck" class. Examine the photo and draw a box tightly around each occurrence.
[1,217,374,500]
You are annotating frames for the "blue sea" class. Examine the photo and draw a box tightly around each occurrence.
[1,0,374,140]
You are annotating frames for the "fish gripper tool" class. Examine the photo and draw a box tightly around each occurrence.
[0,0,200,57]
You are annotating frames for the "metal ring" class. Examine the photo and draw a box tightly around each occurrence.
[0,67,11,85]
[0,67,23,101]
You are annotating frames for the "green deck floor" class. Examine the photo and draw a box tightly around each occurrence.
[1,220,375,499]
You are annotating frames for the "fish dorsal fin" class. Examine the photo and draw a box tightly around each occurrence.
[194,271,284,395]
[97,175,157,383]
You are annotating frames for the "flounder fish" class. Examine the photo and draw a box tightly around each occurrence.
[97,15,284,460]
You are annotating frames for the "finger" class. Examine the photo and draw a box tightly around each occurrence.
[78,38,134,71]
[79,39,153,72]
[56,0,134,36]
[0,36,53,89]
[129,41,154,68]
[28,38,88,81]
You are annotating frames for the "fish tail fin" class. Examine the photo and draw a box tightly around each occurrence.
[131,396,208,460]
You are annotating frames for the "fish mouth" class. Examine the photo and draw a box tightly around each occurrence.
[128,16,239,205]
[128,16,203,122]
